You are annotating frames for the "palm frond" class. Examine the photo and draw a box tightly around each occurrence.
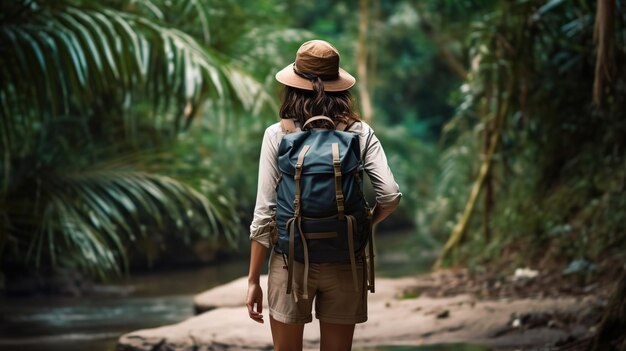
[14,162,240,278]
[0,3,272,140]
[0,3,267,272]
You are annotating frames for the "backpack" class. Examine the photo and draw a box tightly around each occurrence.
[273,115,375,300]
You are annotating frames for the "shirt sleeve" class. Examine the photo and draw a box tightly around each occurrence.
[249,126,280,248]
[361,126,402,212]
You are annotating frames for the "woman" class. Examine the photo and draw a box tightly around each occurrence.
[246,39,401,350]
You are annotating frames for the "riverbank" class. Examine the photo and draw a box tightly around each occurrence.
[0,259,251,351]
[117,268,608,351]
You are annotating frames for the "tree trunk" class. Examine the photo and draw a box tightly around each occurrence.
[482,74,495,243]
[433,76,513,270]
[368,0,379,104]
[433,129,499,270]
[587,269,626,351]
[592,0,615,106]
[482,126,493,242]
[357,0,373,122]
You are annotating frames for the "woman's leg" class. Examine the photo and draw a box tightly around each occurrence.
[270,316,305,351]
[319,321,356,351]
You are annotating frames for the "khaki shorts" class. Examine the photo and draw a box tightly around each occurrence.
[267,250,368,325]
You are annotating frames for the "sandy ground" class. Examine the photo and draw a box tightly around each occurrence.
[116,273,603,351]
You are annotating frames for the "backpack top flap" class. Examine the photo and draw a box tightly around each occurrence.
[278,130,361,176]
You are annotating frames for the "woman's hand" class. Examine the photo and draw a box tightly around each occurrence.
[247,240,267,323]
[246,282,264,323]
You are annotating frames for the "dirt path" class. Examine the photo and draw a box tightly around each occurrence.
[117,271,604,350]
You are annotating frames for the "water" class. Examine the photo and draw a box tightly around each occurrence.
[0,230,486,351]
[374,229,437,277]
[0,259,249,351]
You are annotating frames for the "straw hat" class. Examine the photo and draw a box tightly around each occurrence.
[275,40,356,92]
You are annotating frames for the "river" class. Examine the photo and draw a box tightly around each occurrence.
[0,231,489,351]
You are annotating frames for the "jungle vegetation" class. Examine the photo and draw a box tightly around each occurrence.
[1,0,624,312]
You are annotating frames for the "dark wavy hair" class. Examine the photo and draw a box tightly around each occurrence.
[279,77,360,129]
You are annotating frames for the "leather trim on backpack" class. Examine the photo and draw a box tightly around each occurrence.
[281,116,359,133]
[280,118,301,133]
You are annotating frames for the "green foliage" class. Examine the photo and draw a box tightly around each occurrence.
[285,1,461,139]
[428,0,626,271]
[0,0,302,283]
[0,0,269,129]
[18,164,235,279]
[374,125,440,246]
[400,290,420,300]
[2,0,623,285]
[372,2,460,138]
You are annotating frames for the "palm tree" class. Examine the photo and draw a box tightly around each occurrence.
[0,0,278,283]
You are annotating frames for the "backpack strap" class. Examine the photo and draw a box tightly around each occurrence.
[367,208,375,293]
[331,143,345,220]
[297,217,310,300]
[286,145,311,300]
[285,217,311,301]
[288,116,358,132]
[332,143,362,293]
[293,144,310,217]
[303,115,334,129]
[346,215,359,293]
[354,171,375,293]
[336,117,359,131]
[336,120,348,131]
[280,118,300,133]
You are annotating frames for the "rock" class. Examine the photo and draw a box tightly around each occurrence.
[193,275,269,314]
[117,275,593,351]
[116,307,275,351]
[436,309,450,319]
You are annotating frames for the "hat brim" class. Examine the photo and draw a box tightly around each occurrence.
[275,63,356,92]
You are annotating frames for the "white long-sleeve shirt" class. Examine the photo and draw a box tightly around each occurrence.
[249,119,402,248]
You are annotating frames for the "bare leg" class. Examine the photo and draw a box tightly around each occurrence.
[319,321,356,351]
[270,316,305,351]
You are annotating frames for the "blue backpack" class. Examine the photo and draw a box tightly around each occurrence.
[274,116,375,300]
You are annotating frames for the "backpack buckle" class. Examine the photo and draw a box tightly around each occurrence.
[293,199,300,214]
[295,163,303,180]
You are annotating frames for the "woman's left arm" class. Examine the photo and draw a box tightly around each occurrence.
[249,127,280,247]
[246,125,280,323]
